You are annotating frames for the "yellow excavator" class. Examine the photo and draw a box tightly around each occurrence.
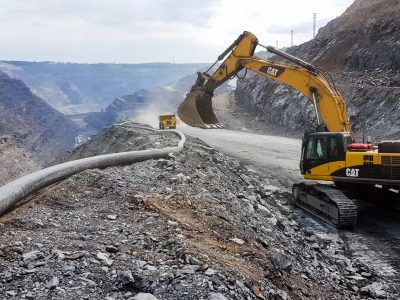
[178,31,400,228]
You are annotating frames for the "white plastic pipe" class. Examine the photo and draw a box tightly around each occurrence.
[0,128,186,215]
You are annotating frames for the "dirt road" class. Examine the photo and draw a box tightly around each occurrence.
[180,125,302,188]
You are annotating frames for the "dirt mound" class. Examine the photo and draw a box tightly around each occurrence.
[57,123,178,163]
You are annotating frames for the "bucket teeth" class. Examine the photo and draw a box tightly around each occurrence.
[177,90,221,129]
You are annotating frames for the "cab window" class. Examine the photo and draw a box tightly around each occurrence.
[305,137,327,160]
[344,136,353,149]
[329,136,346,161]
[328,137,339,161]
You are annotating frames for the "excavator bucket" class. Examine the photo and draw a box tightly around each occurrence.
[177,90,223,128]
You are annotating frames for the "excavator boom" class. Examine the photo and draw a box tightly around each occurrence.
[240,57,351,133]
[178,31,352,136]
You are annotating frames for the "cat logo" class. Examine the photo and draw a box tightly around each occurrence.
[266,67,279,77]
[259,66,285,77]
[346,168,359,177]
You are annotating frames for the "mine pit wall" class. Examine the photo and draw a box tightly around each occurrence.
[235,76,400,142]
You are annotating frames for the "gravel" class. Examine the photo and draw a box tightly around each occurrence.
[0,122,394,299]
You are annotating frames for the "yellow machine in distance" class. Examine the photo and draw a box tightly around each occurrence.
[158,114,177,130]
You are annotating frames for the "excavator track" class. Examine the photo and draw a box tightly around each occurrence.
[292,182,357,228]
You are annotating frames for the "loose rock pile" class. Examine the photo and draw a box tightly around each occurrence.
[0,123,392,299]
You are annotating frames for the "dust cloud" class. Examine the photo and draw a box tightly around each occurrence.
[129,88,183,128]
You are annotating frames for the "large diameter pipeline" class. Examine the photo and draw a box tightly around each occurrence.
[0,128,186,215]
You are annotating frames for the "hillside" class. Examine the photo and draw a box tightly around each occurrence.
[0,62,206,114]
[82,87,183,131]
[0,138,40,186]
[82,73,234,130]
[235,0,400,141]
[289,0,400,71]
[0,70,79,184]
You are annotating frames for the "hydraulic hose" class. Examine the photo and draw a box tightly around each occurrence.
[0,127,186,216]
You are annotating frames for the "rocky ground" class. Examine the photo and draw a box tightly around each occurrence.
[0,137,40,185]
[0,123,393,299]
[55,123,179,163]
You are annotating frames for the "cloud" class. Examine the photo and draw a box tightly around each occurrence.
[0,0,217,27]
[332,0,353,7]
[0,0,354,63]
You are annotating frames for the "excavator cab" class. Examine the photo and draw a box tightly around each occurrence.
[300,132,352,175]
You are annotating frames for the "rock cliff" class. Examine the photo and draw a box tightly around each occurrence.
[235,0,400,141]
[0,70,79,183]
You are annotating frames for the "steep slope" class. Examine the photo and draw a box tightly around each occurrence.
[289,0,400,71]
[0,137,40,186]
[0,70,79,183]
[0,62,206,114]
[235,0,400,140]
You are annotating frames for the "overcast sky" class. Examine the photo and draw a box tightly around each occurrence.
[0,0,353,63]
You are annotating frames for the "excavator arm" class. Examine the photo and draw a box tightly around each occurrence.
[178,31,259,128]
[178,31,352,135]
